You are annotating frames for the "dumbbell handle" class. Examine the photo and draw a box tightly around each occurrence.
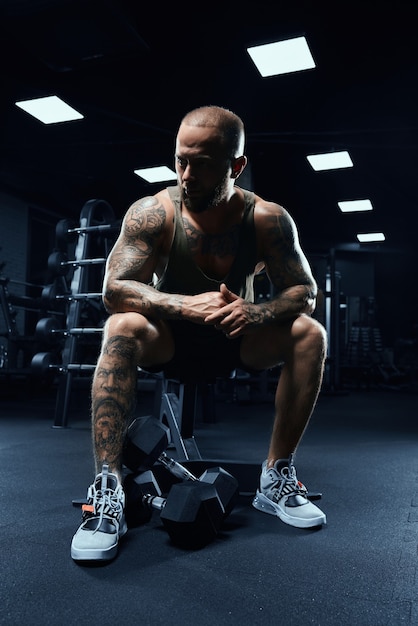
[64,257,106,268]
[142,493,166,511]
[55,293,102,300]
[69,224,114,235]
[53,327,103,335]
[157,452,198,482]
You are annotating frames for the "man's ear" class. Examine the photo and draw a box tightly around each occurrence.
[231,155,247,179]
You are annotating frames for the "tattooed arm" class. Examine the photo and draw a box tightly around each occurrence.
[205,200,317,336]
[103,192,229,321]
[253,200,317,321]
[103,193,174,315]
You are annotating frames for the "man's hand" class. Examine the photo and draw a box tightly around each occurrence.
[181,289,231,324]
[204,283,263,338]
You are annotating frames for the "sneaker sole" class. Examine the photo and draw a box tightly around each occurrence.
[71,543,118,561]
[71,520,128,562]
[252,491,326,529]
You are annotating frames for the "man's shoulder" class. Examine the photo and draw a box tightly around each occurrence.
[252,193,287,218]
[236,187,284,212]
[127,188,175,214]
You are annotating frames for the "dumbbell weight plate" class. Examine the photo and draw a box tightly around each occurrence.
[123,415,171,472]
[160,481,224,549]
[48,251,69,276]
[41,281,67,303]
[31,351,59,377]
[199,467,239,518]
[56,219,78,244]
[41,284,56,301]
[123,470,161,528]
[35,317,61,342]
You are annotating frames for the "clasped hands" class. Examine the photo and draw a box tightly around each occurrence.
[203,283,257,339]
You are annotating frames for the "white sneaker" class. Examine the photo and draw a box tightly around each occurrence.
[71,464,127,561]
[252,456,326,529]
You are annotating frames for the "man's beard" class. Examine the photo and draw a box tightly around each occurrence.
[181,175,230,214]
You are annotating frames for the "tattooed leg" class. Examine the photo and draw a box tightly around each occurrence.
[91,335,138,480]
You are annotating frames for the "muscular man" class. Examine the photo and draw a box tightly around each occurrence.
[71,105,327,562]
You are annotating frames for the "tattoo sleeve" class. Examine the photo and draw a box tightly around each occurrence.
[102,196,185,318]
[258,209,317,321]
[109,197,166,281]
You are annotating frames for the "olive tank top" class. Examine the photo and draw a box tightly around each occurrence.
[154,185,257,301]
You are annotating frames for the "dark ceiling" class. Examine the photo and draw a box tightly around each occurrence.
[1,0,417,258]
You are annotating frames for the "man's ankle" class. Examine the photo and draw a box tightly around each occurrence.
[266,457,288,469]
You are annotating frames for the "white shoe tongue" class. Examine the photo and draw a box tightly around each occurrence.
[101,463,109,490]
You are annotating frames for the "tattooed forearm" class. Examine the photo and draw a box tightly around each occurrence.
[103,196,173,313]
[256,284,317,324]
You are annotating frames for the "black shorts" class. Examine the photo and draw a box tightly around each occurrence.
[146,320,246,382]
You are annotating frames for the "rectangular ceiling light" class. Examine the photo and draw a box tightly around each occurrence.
[134,166,177,183]
[338,199,373,213]
[247,36,316,77]
[15,95,84,124]
[307,151,353,171]
[357,232,385,243]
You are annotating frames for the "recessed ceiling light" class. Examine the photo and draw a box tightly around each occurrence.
[338,200,373,213]
[247,36,316,77]
[15,95,83,124]
[307,151,353,171]
[357,232,385,243]
[134,166,177,183]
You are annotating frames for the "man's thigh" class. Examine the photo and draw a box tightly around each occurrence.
[240,323,290,371]
[240,315,326,371]
[149,320,242,381]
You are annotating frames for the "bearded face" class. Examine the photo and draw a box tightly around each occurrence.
[175,122,239,214]
[180,168,231,214]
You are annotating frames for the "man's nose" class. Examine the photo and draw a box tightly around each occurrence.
[182,163,195,181]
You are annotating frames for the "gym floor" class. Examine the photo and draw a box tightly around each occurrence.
[1,375,418,626]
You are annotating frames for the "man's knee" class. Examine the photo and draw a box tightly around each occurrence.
[293,315,327,357]
[103,312,174,367]
[104,312,149,340]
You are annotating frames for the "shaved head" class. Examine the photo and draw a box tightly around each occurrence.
[180,106,245,158]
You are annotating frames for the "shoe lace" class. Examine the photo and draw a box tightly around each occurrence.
[84,465,124,534]
[91,486,123,534]
[275,455,307,497]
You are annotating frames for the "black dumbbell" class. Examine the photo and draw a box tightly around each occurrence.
[123,415,239,519]
[123,469,161,528]
[31,351,96,376]
[35,317,103,344]
[125,470,225,549]
[56,218,118,244]
[47,251,106,276]
[42,282,102,304]
[41,282,66,303]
